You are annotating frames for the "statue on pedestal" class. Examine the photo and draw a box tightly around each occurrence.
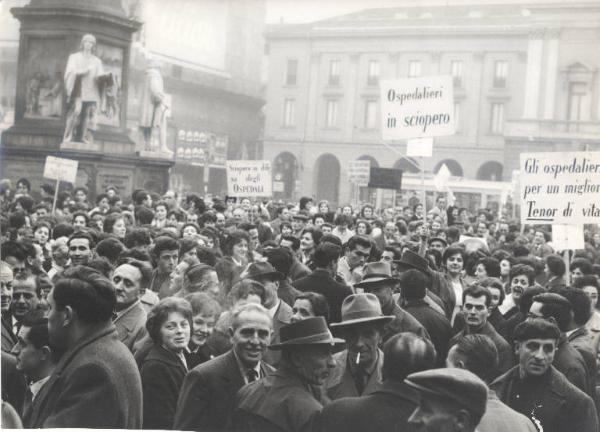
[139,59,172,156]
[63,34,113,144]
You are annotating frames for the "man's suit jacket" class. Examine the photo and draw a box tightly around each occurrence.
[262,300,293,367]
[325,349,383,400]
[114,300,147,353]
[27,323,143,428]
[319,380,420,432]
[293,268,353,324]
[1,316,17,352]
[404,299,452,366]
[1,351,26,417]
[477,389,537,432]
[174,349,274,431]
[288,258,311,282]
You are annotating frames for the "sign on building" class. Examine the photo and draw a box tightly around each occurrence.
[226,160,272,197]
[380,76,455,140]
[43,156,78,184]
[368,167,402,191]
[348,160,371,186]
[520,151,600,225]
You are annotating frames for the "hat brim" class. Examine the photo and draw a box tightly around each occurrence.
[354,277,400,289]
[330,315,395,328]
[269,337,346,350]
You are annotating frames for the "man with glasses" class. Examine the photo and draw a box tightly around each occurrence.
[450,285,514,374]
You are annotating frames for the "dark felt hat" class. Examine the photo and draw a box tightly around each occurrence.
[269,317,345,349]
[394,249,430,274]
[330,293,395,328]
[292,213,309,221]
[405,368,488,420]
[427,237,448,247]
[354,262,399,288]
[243,261,285,281]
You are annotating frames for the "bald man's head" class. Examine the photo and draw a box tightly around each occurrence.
[382,332,436,382]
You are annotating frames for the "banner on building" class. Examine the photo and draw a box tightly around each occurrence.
[226,160,272,197]
[380,75,455,140]
[520,151,600,225]
[348,161,371,186]
[43,156,78,184]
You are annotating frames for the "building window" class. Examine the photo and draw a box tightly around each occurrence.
[493,61,508,88]
[490,103,504,134]
[283,99,295,127]
[367,60,380,85]
[329,60,341,86]
[325,99,339,128]
[408,60,421,78]
[451,60,463,87]
[567,82,591,123]
[364,100,378,129]
[286,59,298,85]
[454,102,460,132]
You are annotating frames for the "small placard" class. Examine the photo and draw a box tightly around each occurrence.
[43,156,78,184]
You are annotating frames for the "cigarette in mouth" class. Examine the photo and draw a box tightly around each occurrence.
[356,352,361,364]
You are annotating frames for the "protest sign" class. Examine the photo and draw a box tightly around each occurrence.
[520,151,600,225]
[226,160,272,197]
[380,75,455,140]
[368,167,402,191]
[348,160,371,186]
[43,156,78,184]
[551,224,585,251]
[406,138,433,157]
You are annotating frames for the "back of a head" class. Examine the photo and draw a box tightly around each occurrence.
[124,227,152,249]
[135,206,155,225]
[313,242,342,269]
[533,292,572,332]
[400,269,428,301]
[153,235,179,258]
[519,286,546,314]
[545,254,566,277]
[452,334,499,383]
[382,332,436,382]
[560,288,591,327]
[96,237,126,263]
[264,247,293,278]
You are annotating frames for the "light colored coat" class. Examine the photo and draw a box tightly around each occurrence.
[114,300,147,353]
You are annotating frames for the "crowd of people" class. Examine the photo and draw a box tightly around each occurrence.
[2,176,600,431]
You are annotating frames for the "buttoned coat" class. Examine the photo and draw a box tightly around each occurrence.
[174,349,274,431]
[27,323,142,428]
[114,300,147,352]
[325,349,383,400]
[141,344,187,429]
[318,380,420,432]
[491,366,598,432]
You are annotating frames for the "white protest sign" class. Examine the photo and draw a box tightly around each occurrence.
[520,151,600,225]
[348,160,371,186]
[406,138,433,157]
[43,156,78,184]
[380,75,455,140]
[551,225,585,251]
[226,160,272,197]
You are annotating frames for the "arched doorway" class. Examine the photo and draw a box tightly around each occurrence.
[476,161,504,181]
[314,153,340,205]
[273,152,299,200]
[434,159,463,177]
[393,157,420,174]
[357,155,379,204]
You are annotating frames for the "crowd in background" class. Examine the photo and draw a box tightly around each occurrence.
[1,176,600,432]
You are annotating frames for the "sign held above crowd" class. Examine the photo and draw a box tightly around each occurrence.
[348,161,371,186]
[43,156,79,184]
[520,151,600,225]
[368,167,402,191]
[226,160,272,197]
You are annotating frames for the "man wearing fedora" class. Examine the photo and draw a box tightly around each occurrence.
[234,317,344,432]
[325,293,394,400]
[354,262,429,345]
[319,333,436,432]
[243,261,292,367]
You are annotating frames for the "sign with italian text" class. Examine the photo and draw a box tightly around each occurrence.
[380,76,455,140]
[520,152,600,225]
[43,156,78,184]
[348,161,371,186]
[226,160,272,197]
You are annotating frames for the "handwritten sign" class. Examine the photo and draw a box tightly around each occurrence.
[348,161,371,186]
[226,160,272,197]
[43,156,78,184]
[380,75,455,140]
[520,152,600,225]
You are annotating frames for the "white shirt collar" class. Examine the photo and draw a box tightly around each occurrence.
[30,375,51,401]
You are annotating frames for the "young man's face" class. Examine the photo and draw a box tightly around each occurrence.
[462,294,489,329]
[68,238,92,266]
[346,244,371,270]
[157,249,179,274]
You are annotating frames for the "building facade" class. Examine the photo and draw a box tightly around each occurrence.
[263,3,600,208]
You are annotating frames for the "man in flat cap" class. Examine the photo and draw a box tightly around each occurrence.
[319,332,436,432]
[234,317,344,432]
[406,368,488,432]
[491,318,598,432]
[325,293,394,400]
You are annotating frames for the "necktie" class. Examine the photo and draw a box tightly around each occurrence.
[246,368,259,383]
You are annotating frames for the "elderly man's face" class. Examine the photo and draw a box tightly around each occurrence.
[344,323,382,369]
[11,277,39,322]
[112,264,143,309]
[408,393,463,432]
[292,344,336,385]
[517,338,557,377]
[1,265,14,313]
[230,310,272,368]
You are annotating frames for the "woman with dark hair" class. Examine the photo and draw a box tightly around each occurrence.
[291,291,330,323]
[72,211,89,230]
[492,250,513,288]
[299,227,322,269]
[141,297,192,429]
[215,230,251,296]
[355,219,372,236]
[299,196,313,213]
[473,256,501,280]
[33,222,53,272]
[103,212,126,240]
[442,246,469,326]
[360,204,375,221]
[317,200,335,223]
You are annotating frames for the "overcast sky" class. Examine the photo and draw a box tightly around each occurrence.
[266,0,586,23]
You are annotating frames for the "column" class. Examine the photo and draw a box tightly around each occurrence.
[523,29,545,119]
[543,30,560,120]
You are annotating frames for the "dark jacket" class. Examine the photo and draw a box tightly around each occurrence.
[234,367,323,432]
[404,299,452,366]
[546,276,567,293]
[174,349,274,431]
[141,345,187,429]
[1,352,26,417]
[288,258,311,282]
[319,380,420,432]
[278,278,302,307]
[554,334,593,397]
[215,256,246,296]
[491,366,598,432]
[325,349,383,400]
[1,316,17,352]
[27,323,143,428]
[381,301,430,344]
[450,321,514,375]
[293,268,352,324]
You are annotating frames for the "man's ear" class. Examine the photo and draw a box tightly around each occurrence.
[63,305,74,327]
[514,341,521,356]
[40,345,52,362]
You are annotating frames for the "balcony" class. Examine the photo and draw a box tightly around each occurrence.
[504,118,600,141]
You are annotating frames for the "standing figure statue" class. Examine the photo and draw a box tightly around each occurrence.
[139,59,172,156]
[63,34,111,144]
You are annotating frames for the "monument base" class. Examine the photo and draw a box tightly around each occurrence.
[139,150,174,160]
